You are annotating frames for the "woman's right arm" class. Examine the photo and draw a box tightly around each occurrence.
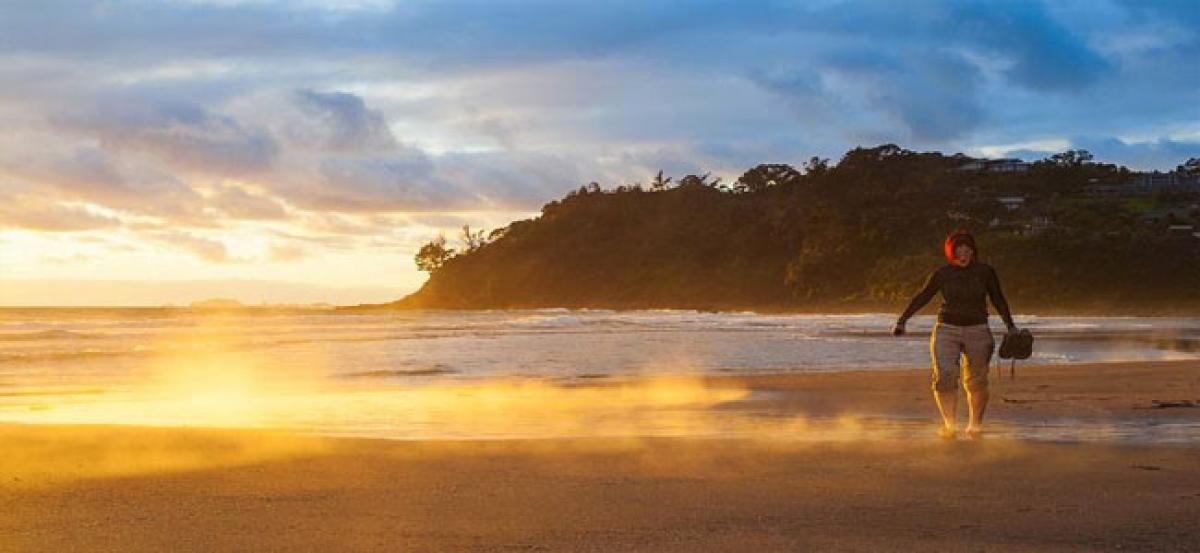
[895,269,941,330]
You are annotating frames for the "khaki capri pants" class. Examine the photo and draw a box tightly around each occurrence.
[929,322,995,393]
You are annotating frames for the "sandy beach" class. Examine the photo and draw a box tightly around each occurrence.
[3,360,1198,552]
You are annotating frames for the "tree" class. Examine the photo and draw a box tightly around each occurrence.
[677,172,715,189]
[650,170,673,191]
[460,225,487,253]
[803,156,830,177]
[836,144,913,171]
[414,235,455,273]
[399,143,1200,311]
[872,143,910,160]
[1177,157,1200,176]
[735,164,802,193]
[1046,149,1093,167]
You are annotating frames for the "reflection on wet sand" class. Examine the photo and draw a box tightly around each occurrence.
[3,361,1197,446]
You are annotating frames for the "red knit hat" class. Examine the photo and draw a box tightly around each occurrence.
[944,229,978,264]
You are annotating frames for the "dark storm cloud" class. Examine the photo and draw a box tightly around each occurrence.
[945,0,1112,92]
[808,48,988,142]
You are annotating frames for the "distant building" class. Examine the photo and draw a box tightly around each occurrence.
[1085,173,1200,197]
[991,159,1031,173]
[1023,216,1054,235]
[1167,224,1196,237]
[1125,172,1200,193]
[958,158,1031,173]
[997,196,1026,210]
[1083,183,1131,197]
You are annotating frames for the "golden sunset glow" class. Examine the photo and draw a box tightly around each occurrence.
[0,210,534,306]
[3,2,1199,551]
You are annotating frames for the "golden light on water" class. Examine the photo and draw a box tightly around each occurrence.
[2,317,766,438]
[6,364,928,446]
[1,317,931,444]
[152,355,263,425]
[7,371,754,439]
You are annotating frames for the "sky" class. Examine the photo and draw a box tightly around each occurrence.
[1,0,1198,306]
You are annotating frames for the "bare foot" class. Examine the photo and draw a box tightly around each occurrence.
[938,425,957,440]
[964,426,983,440]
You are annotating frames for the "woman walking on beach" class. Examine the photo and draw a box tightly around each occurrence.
[892,230,1017,439]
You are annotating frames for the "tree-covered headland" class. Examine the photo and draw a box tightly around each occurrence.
[387,145,1200,314]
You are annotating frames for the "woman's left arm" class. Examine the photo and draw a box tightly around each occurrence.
[985,265,1017,332]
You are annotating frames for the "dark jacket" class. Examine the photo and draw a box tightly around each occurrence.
[897,261,1015,328]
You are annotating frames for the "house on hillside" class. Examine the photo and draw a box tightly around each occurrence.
[1167,224,1196,238]
[1126,172,1200,193]
[996,196,1026,210]
[958,158,1031,173]
[1083,183,1134,197]
[1022,216,1054,236]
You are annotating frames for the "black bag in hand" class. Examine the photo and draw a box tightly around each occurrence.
[999,328,1034,360]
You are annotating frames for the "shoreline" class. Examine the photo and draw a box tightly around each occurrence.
[6,304,1200,317]
[2,360,1197,442]
[356,303,1200,317]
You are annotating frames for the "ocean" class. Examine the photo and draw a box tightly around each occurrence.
[2,309,1198,440]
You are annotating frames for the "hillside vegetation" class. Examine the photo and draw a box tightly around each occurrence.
[386,145,1200,314]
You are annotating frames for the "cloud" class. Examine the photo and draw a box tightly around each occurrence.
[0,143,111,191]
[946,0,1111,92]
[266,241,307,262]
[406,214,476,229]
[1116,0,1200,28]
[56,101,279,177]
[801,48,987,143]
[265,147,590,213]
[0,195,121,232]
[1,0,1198,289]
[0,144,210,222]
[208,184,288,220]
[0,278,402,307]
[972,136,1200,171]
[0,0,1194,308]
[299,152,448,211]
[4,1,1195,161]
[148,231,232,263]
[288,89,397,151]
[1070,136,1200,170]
[431,150,589,209]
[40,252,93,265]
[291,212,390,236]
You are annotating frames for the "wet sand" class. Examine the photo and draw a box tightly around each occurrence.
[2,360,1198,552]
[710,359,1200,424]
